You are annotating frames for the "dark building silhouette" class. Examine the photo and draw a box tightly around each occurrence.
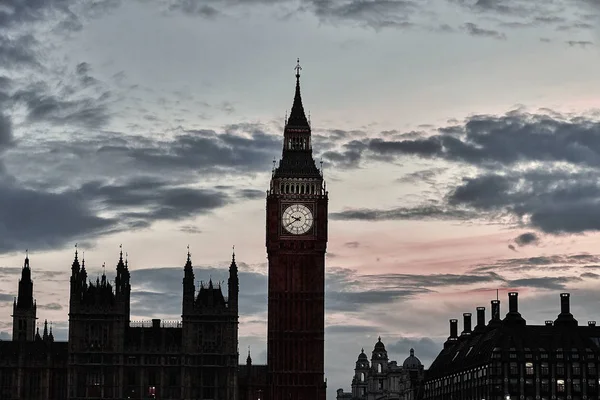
[0,249,239,399]
[336,337,425,400]
[0,60,328,400]
[425,292,600,400]
[265,58,328,400]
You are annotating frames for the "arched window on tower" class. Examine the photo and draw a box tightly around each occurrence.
[377,363,382,373]
[360,372,365,382]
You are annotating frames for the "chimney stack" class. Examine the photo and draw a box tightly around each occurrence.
[489,300,501,325]
[589,321,596,327]
[508,292,519,313]
[554,292,578,327]
[476,307,485,328]
[461,313,472,335]
[560,293,570,314]
[545,320,553,326]
[444,319,459,349]
[449,319,458,339]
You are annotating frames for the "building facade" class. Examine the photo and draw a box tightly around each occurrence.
[0,249,239,400]
[265,59,328,400]
[425,292,600,400]
[336,338,425,400]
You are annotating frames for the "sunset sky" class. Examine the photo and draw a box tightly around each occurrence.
[2,0,600,397]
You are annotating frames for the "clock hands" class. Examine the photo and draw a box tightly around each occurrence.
[286,215,303,227]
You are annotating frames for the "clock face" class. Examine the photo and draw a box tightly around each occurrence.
[282,204,314,235]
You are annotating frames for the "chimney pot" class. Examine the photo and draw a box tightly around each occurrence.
[560,293,570,314]
[589,321,596,326]
[491,300,501,321]
[545,320,553,326]
[449,319,458,339]
[476,306,485,328]
[462,313,472,335]
[508,291,519,313]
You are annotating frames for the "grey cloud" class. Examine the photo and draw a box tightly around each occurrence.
[79,177,229,223]
[326,325,373,334]
[179,225,202,234]
[0,34,39,68]
[339,110,600,234]
[397,168,447,184]
[387,336,442,362]
[0,113,12,149]
[236,189,265,200]
[0,180,115,253]
[514,232,539,246]
[581,272,600,279]
[469,254,600,274]
[507,276,581,290]
[330,205,478,221]
[566,40,594,48]
[167,0,418,29]
[327,289,429,312]
[0,294,15,302]
[463,22,506,39]
[38,303,63,310]
[447,168,600,233]
[11,87,111,130]
[344,241,360,248]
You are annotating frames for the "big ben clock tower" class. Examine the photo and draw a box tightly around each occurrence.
[266,60,328,400]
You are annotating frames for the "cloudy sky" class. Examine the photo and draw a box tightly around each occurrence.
[1,0,600,396]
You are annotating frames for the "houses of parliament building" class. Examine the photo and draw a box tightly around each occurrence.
[0,60,328,400]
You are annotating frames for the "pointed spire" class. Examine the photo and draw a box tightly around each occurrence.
[71,244,80,274]
[43,319,48,340]
[49,322,54,342]
[24,249,29,267]
[287,58,309,128]
[35,327,42,341]
[246,345,252,365]
[208,277,213,289]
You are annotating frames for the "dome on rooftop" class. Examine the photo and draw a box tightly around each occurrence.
[403,348,422,370]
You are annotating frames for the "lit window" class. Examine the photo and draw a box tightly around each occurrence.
[557,379,565,392]
[525,362,534,375]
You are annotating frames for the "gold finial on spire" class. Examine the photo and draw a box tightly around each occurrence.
[295,58,302,78]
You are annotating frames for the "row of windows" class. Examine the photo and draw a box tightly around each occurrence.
[278,182,321,195]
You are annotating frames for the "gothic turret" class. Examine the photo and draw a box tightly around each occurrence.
[182,247,195,315]
[12,252,37,341]
[228,247,239,313]
[115,247,131,298]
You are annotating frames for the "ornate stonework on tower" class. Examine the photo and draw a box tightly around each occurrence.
[266,59,328,400]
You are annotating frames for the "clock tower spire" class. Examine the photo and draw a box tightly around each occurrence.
[266,59,328,400]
